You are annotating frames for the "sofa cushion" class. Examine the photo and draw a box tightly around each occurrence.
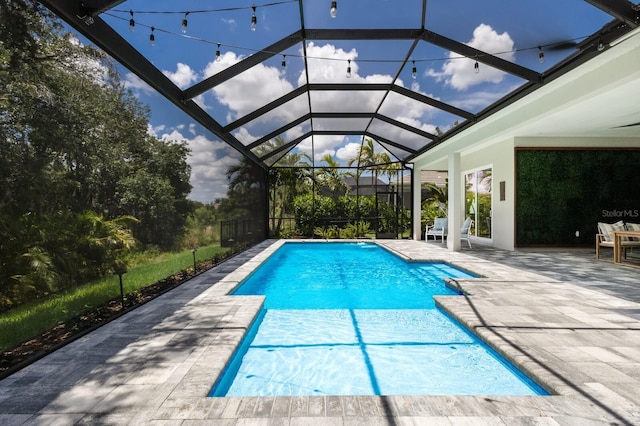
[598,220,625,242]
[625,222,640,241]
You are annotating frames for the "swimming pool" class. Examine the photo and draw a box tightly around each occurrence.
[210,242,548,397]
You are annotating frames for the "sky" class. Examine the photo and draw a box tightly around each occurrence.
[67,0,613,203]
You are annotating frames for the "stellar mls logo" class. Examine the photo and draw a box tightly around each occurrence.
[601,209,640,218]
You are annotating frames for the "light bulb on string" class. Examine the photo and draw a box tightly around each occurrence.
[346,59,352,78]
[281,55,287,75]
[129,10,135,32]
[474,57,479,74]
[149,27,155,46]
[538,46,544,64]
[330,1,337,18]
[251,5,257,31]
[411,60,417,79]
[181,12,189,33]
[215,43,221,62]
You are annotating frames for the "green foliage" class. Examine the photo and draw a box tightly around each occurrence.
[516,149,640,245]
[178,203,220,249]
[0,2,192,308]
[0,244,228,351]
[345,221,371,238]
[217,156,266,222]
[295,193,396,237]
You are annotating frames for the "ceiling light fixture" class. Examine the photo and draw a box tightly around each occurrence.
[251,5,257,31]
[330,1,337,18]
[538,46,544,63]
[346,59,351,78]
[181,12,189,33]
[149,26,155,46]
[129,10,135,32]
[411,60,417,79]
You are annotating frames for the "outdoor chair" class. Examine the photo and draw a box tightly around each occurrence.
[596,221,640,260]
[426,217,448,245]
[461,217,473,249]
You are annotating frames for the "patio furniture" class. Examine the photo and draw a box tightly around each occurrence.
[426,217,448,245]
[596,221,640,261]
[461,217,473,249]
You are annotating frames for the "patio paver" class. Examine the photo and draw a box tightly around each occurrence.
[1,239,639,425]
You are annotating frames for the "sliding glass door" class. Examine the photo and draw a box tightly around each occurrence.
[465,168,492,239]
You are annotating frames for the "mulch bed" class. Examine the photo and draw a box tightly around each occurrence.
[0,257,222,379]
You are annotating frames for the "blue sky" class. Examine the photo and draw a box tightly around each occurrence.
[74,0,614,203]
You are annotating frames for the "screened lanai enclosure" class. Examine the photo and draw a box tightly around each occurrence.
[41,0,640,245]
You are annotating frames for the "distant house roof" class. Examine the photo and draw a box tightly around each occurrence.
[402,170,448,187]
[343,176,387,187]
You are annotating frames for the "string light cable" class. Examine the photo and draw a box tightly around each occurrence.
[103,9,593,74]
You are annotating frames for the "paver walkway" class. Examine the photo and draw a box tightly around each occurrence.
[1,239,639,425]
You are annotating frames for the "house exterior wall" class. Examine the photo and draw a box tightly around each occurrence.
[416,136,640,251]
[459,138,515,250]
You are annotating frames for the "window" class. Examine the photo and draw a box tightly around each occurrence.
[465,168,492,239]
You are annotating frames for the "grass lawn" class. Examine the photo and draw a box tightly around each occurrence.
[0,244,228,352]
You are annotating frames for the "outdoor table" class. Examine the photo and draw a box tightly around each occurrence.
[612,230,640,263]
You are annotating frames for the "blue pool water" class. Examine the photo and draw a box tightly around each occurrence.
[210,242,548,397]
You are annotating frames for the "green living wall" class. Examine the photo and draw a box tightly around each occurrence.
[516,149,640,246]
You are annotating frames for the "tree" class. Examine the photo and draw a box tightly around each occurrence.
[263,138,309,236]
[218,155,267,221]
[0,1,192,308]
[317,153,348,196]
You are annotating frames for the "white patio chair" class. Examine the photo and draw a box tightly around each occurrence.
[461,217,473,249]
[426,217,448,245]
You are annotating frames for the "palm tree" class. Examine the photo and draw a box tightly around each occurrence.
[265,137,309,235]
[317,153,348,196]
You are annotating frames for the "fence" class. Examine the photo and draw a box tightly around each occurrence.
[220,218,266,247]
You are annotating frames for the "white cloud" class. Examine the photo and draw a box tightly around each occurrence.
[299,42,358,86]
[123,72,155,95]
[203,52,295,123]
[233,127,259,146]
[297,43,439,158]
[222,18,237,29]
[450,87,516,110]
[158,128,237,203]
[336,142,361,162]
[428,23,515,91]
[147,123,165,137]
[296,134,345,161]
[162,62,198,89]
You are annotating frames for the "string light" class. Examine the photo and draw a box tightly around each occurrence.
[538,46,544,63]
[281,54,287,74]
[330,1,337,18]
[107,8,594,73]
[181,12,189,33]
[597,39,605,51]
[149,26,155,46]
[215,43,221,61]
[251,5,257,31]
[346,59,351,78]
[411,60,417,79]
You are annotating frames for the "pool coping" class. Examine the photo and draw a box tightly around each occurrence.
[1,239,640,424]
